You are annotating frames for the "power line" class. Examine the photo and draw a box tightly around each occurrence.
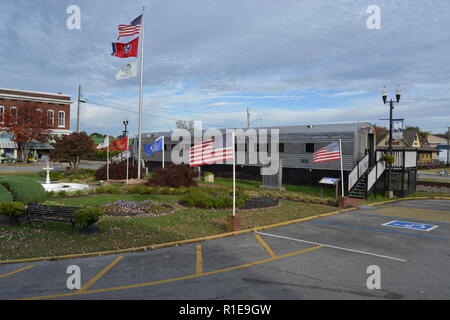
[85,100,228,129]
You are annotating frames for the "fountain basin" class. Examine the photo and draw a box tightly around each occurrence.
[42,182,90,193]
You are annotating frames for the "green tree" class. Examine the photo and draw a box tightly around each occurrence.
[50,132,95,171]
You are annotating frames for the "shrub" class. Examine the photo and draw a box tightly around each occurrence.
[0,201,25,218]
[0,185,13,202]
[95,161,144,180]
[0,176,47,204]
[180,188,249,209]
[146,164,197,188]
[74,207,104,226]
[94,184,123,194]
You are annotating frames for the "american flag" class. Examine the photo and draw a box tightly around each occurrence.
[117,15,142,39]
[312,142,341,163]
[189,134,234,167]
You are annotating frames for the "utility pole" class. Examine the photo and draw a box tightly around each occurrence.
[76,85,85,133]
[246,106,261,129]
[247,106,250,129]
[447,126,450,167]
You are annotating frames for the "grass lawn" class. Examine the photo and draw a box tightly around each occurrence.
[417,177,450,184]
[203,178,336,198]
[0,193,334,260]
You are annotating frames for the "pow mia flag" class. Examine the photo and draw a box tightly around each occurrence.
[115,60,138,80]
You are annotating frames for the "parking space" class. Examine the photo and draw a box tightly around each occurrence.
[1,199,449,300]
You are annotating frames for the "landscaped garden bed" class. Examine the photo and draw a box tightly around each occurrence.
[0,167,343,261]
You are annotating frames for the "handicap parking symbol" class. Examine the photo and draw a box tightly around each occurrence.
[382,220,438,232]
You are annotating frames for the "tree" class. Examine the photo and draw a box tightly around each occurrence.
[50,132,95,171]
[176,120,194,131]
[373,125,387,137]
[4,106,51,162]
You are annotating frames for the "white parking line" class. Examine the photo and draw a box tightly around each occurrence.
[255,231,407,262]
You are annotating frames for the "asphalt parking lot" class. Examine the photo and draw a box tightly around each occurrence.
[1,199,449,300]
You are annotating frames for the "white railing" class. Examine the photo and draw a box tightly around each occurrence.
[367,166,377,191]
[111,150,131,163]
[348,154,370,192]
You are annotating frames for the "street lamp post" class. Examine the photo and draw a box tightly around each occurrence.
[123,117,129,184]
[382,85,401,199]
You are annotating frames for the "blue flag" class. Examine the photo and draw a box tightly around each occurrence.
[144,137,163,155]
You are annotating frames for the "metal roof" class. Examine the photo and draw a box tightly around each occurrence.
[140,122,374,139]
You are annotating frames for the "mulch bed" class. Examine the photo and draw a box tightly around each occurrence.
[242,196,279,210]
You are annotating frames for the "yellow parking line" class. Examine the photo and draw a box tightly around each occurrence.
[79,256,124,291]
[0,265,34,279]
[255,234,277,258]
[18,245,322,300]
[196,245,202,275]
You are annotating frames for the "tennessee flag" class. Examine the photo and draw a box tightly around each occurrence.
[112,137,128,151]
[111,37,139,58]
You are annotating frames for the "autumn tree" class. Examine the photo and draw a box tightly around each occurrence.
[50,132,95,171]
[4,105,51,162]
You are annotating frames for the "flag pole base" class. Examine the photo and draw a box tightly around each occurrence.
[227,215,241,232]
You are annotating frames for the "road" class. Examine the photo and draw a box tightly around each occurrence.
[1,198,449,300]
[417,171,450,182]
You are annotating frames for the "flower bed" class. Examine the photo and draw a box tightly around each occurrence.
[99,200,174,217]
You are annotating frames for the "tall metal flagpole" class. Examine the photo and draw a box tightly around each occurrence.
[106,135,110,181]
[339,139,344,198]
[137,7,145,180]
[162,136,165,169]
[232,131,236,216]
[126,135,129,183]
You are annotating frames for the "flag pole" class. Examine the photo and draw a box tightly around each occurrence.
[106,135,110,181]
[126,135,129,184]
[339,138,344,198]
[232,130,236,216]
[137,7,145,180]
[162,136,165,169]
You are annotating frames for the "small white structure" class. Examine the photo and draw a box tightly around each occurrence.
[41,163,90,193]
[42,182,90,193]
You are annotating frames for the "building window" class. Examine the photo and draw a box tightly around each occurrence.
[58,111,65,127]
[279,143,285,153]
[305,143,315,153]
[48,110,54,126]
[0,106,4,124]
[36,109,43,125]
[10,107,17,124]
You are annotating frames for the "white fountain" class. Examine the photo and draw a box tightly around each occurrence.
[41,162,90,193]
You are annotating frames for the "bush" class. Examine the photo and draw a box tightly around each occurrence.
[0,201,25,218]
[95,162,144,180]
[0,184,13,202]
[74,207,104,226]
[146,164,197,188]
[0,176,47,204]
[38,168,96,182]
[180,188,249,209]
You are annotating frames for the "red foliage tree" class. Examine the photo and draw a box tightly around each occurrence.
[50,132,96,171]
[4,105,51,161]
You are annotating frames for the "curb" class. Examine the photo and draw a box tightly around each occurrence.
[2,196,449,265]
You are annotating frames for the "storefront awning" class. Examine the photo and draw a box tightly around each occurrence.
[23,142,55,150]
[0,141,18,149]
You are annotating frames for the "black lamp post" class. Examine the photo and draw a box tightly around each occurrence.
[381,85,401,198]
[123,117,129,137]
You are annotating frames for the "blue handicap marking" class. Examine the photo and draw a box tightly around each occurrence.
[382,220,438,232]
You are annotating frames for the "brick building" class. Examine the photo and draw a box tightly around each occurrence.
[0,88,72,161]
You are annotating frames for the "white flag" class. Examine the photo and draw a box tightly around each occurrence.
[96,136,109,149]
[115,60,138,80]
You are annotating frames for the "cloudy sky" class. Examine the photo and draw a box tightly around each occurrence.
[1,0,449,136]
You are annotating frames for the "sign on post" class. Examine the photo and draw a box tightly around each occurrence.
[318,177,340,199]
